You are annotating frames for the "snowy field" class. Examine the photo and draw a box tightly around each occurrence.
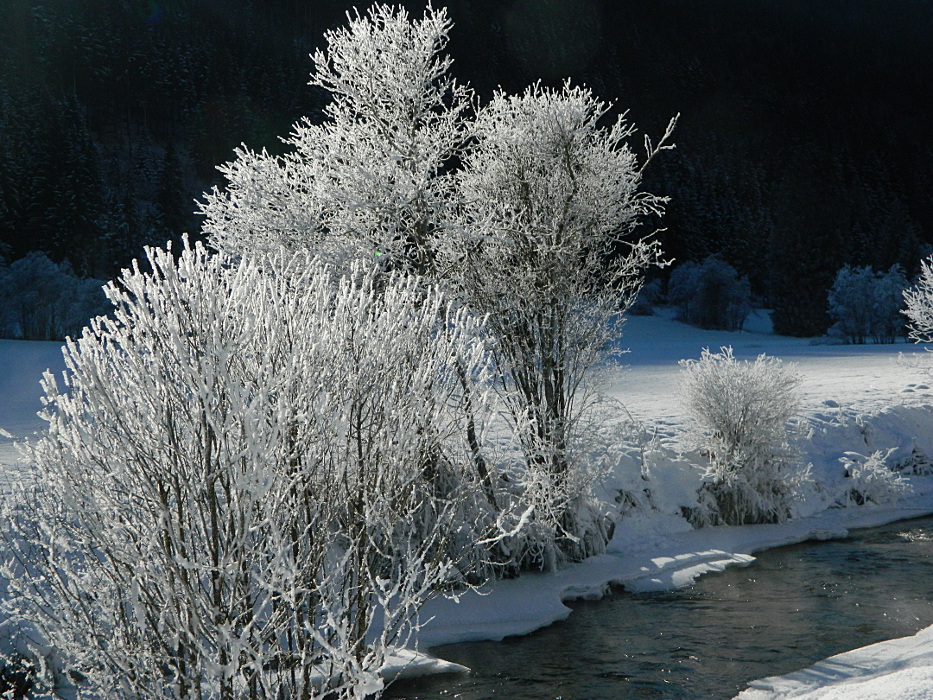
[3,313,933,697]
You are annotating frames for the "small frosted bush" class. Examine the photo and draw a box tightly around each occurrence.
[628,277,663,316]
[668,256,751,331]
[839,451,912,506]
[904,256,933,343]
[828,264,907,344]
[680,347,810,525]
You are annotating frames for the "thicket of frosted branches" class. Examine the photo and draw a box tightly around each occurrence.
[450,83,670,566]
[2,241,502,698]
[1,4,681,697]
[201,4,675,570]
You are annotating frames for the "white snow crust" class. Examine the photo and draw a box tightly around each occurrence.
[4,313,933,697]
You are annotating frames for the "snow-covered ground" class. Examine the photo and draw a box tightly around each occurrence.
[4,313,933,698]
[0,339,65,491]
[615,310,933,446]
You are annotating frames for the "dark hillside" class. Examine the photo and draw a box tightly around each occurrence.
[1,0,929,333]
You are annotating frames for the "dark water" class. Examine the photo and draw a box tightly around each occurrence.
[385,516,933,700]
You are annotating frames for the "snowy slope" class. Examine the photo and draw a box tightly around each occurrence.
[613,312,933,447]
[3,316,933,697]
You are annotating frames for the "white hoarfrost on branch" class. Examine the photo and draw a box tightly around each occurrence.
[1,240,498,699]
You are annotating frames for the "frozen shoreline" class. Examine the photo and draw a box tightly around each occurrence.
[406,316,933,695]
[736,622,933,699]
[416,483,933,650]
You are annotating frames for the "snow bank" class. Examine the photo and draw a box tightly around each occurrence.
[736,624,933,700]
[418,482,933,648]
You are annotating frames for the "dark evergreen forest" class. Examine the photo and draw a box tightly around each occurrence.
[1,0,930,335]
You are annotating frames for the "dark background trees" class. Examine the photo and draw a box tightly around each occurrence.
[1,0,930,335]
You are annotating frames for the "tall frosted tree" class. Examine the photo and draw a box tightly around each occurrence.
[450,84,674,565]
[200,4,472,274]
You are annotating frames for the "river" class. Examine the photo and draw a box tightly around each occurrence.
[385,515,933,699]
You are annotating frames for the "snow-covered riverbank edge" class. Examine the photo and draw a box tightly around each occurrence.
[387,477,933,689]
[395,312,933,693]
[403,481,933,678]
[418,482,933,648]
[736,620,933,699]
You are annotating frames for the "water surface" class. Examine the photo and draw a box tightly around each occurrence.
[385,516,933,699]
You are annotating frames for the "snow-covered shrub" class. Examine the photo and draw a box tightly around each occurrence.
[904,256,933,343]
[828,264,908,343]
[1,240,496,700]
[0,252,108,340]
[679,347,810,525]
[628,277,663,316]
[839,451,912,506]
[667,256,751,331]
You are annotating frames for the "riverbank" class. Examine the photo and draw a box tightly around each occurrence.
[411,315,933,694]
[416,483,933,651]
[4,317,933,697]
[737,617,933,699]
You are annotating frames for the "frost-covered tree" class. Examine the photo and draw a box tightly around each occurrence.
[679,347,810,525]
[200,4,471,274]
[903,256,933,343]
[198,4,673,569]
[1,241,495,699]
[828,264,908,344]
[450,84,674,566]
[199,4,504,543]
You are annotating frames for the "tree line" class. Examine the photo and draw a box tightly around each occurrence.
[1,0,931,335]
